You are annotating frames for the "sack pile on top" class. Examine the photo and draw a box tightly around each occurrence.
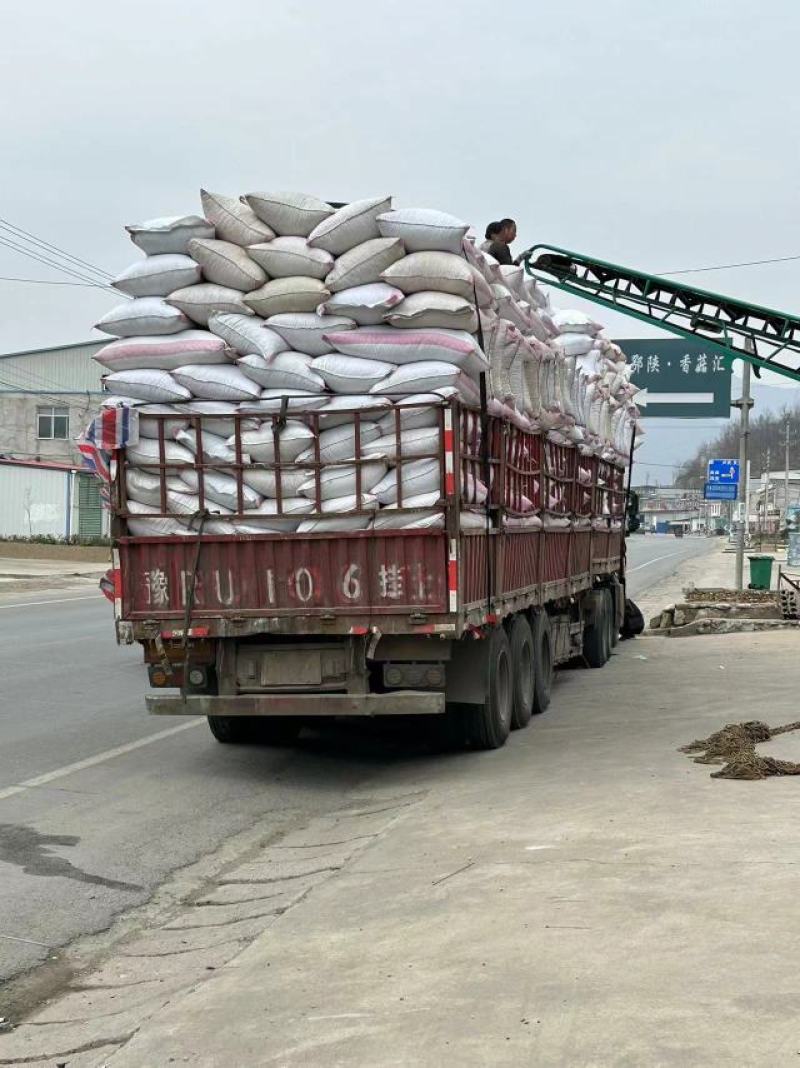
[92,190,642,535]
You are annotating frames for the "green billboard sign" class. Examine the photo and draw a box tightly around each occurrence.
[615,338,732,418]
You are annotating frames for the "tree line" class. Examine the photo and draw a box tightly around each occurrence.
[674,405,800,488]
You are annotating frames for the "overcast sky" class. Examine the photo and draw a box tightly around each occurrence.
[2,0,799,479]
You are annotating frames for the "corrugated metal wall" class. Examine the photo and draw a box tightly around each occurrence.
[0,342,105,393]
[0,464,70,538]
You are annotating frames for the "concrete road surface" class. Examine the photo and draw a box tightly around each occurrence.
[625,534,718,600]
[0,541,718,992]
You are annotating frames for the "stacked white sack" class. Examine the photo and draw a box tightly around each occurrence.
[93,190,639,534]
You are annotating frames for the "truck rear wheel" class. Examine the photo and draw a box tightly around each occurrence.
[207,716,301,746]
[466,626,513,750]
[508,615,535,730]
[583,590,610,668]
[207,715,260,744]
[531,610,553,713]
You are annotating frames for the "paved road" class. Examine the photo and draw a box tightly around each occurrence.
[0,542,718,987]
[625,535,718,600]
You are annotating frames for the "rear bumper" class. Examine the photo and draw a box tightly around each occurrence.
[146,691,445,717]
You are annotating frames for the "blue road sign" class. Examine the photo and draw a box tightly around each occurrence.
[708,459,740,484]
[704,482,738,501]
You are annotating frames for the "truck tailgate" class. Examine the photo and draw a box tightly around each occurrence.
[118,529,450,628]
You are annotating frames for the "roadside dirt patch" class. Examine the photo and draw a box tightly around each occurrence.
[680,719,800,779]
[0,542,110,563]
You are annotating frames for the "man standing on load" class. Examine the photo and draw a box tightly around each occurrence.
[483,218,519,266]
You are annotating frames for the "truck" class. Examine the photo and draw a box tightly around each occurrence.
[109,392,627,750]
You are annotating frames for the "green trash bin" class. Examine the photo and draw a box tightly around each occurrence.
[748,554,774,590]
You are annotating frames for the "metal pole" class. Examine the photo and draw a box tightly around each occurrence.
[785,413,790,519]
[734,350,752,590]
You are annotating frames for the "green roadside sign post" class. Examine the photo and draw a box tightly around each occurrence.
[617,339,732,418]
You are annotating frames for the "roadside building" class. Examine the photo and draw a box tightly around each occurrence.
[0,340,108,539]
[0,458,108,540]
[0,339,105,466]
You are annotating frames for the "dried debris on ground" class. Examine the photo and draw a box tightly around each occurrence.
[683,588,777,605]
[680,719,800,779]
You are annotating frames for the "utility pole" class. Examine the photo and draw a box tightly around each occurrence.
[785,413,790,518]
[733,344,753,590]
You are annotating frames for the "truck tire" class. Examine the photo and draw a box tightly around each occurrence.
[508,615,535,730]
[609,579,622,648]
[207,715,260,744]
[583,590,609,668]
[531,610,553,714]
[256,718,302,746]
[603,588,617,654]
[465,626,513,750]
[207,715,301,746]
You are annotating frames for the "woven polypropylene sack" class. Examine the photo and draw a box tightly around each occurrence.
[248,237,333,280]
[178,469,263,511]
[266,312,356,357]
[372,459,442,504]
[187,238,266,292]
[243,192,333,237]
[185,401,257,438]
[125,436,194,467]
[237,353,326,393]
[324,238,405,293]
[93,331,233,372]
[307,195,391,255]
[126,215,214,255]
[112,255,201,298]
[200,189,276,246]
[172,363,262,401]
[104,369,192,404]
[125,469,186,507]
[175,428,239,464]
[207,313,288,360]
[137,404,190,439]
[240,391,329,415]
[311,353,394,394]
[316,394,392,428]
[294,420,382,464]
[297,493,378,532]
[321,326,487,377]
[166,284,253,326]
[369,361,475,397]
[384,292,478,332]
[96,298,189,338]
[362,425,440,460]
[377,208,468,254]
[235,420,315,462]
[298,461,388,501]
[376,394,442,435]
[244,278,330,318]
[318,282,404,325]
[381,251,475,301]
[242,466,309,499]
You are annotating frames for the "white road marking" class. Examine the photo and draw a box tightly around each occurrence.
[628,551,686,572]
[0,594,101,610]
[0,721,204,803]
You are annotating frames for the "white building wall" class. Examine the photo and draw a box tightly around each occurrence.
[0,464,72,538]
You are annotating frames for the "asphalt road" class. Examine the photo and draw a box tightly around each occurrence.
[0,540,718,988]
[624,534,718,600]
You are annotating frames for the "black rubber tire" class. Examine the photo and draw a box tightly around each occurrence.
[531,610,553,714]
[256,718,302,746]
[609,581,621,648]
[465,626,513,750]
[603,588,616,655]
[207,715,261,744]
[583,590,609,668]
[508,615,535,730]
